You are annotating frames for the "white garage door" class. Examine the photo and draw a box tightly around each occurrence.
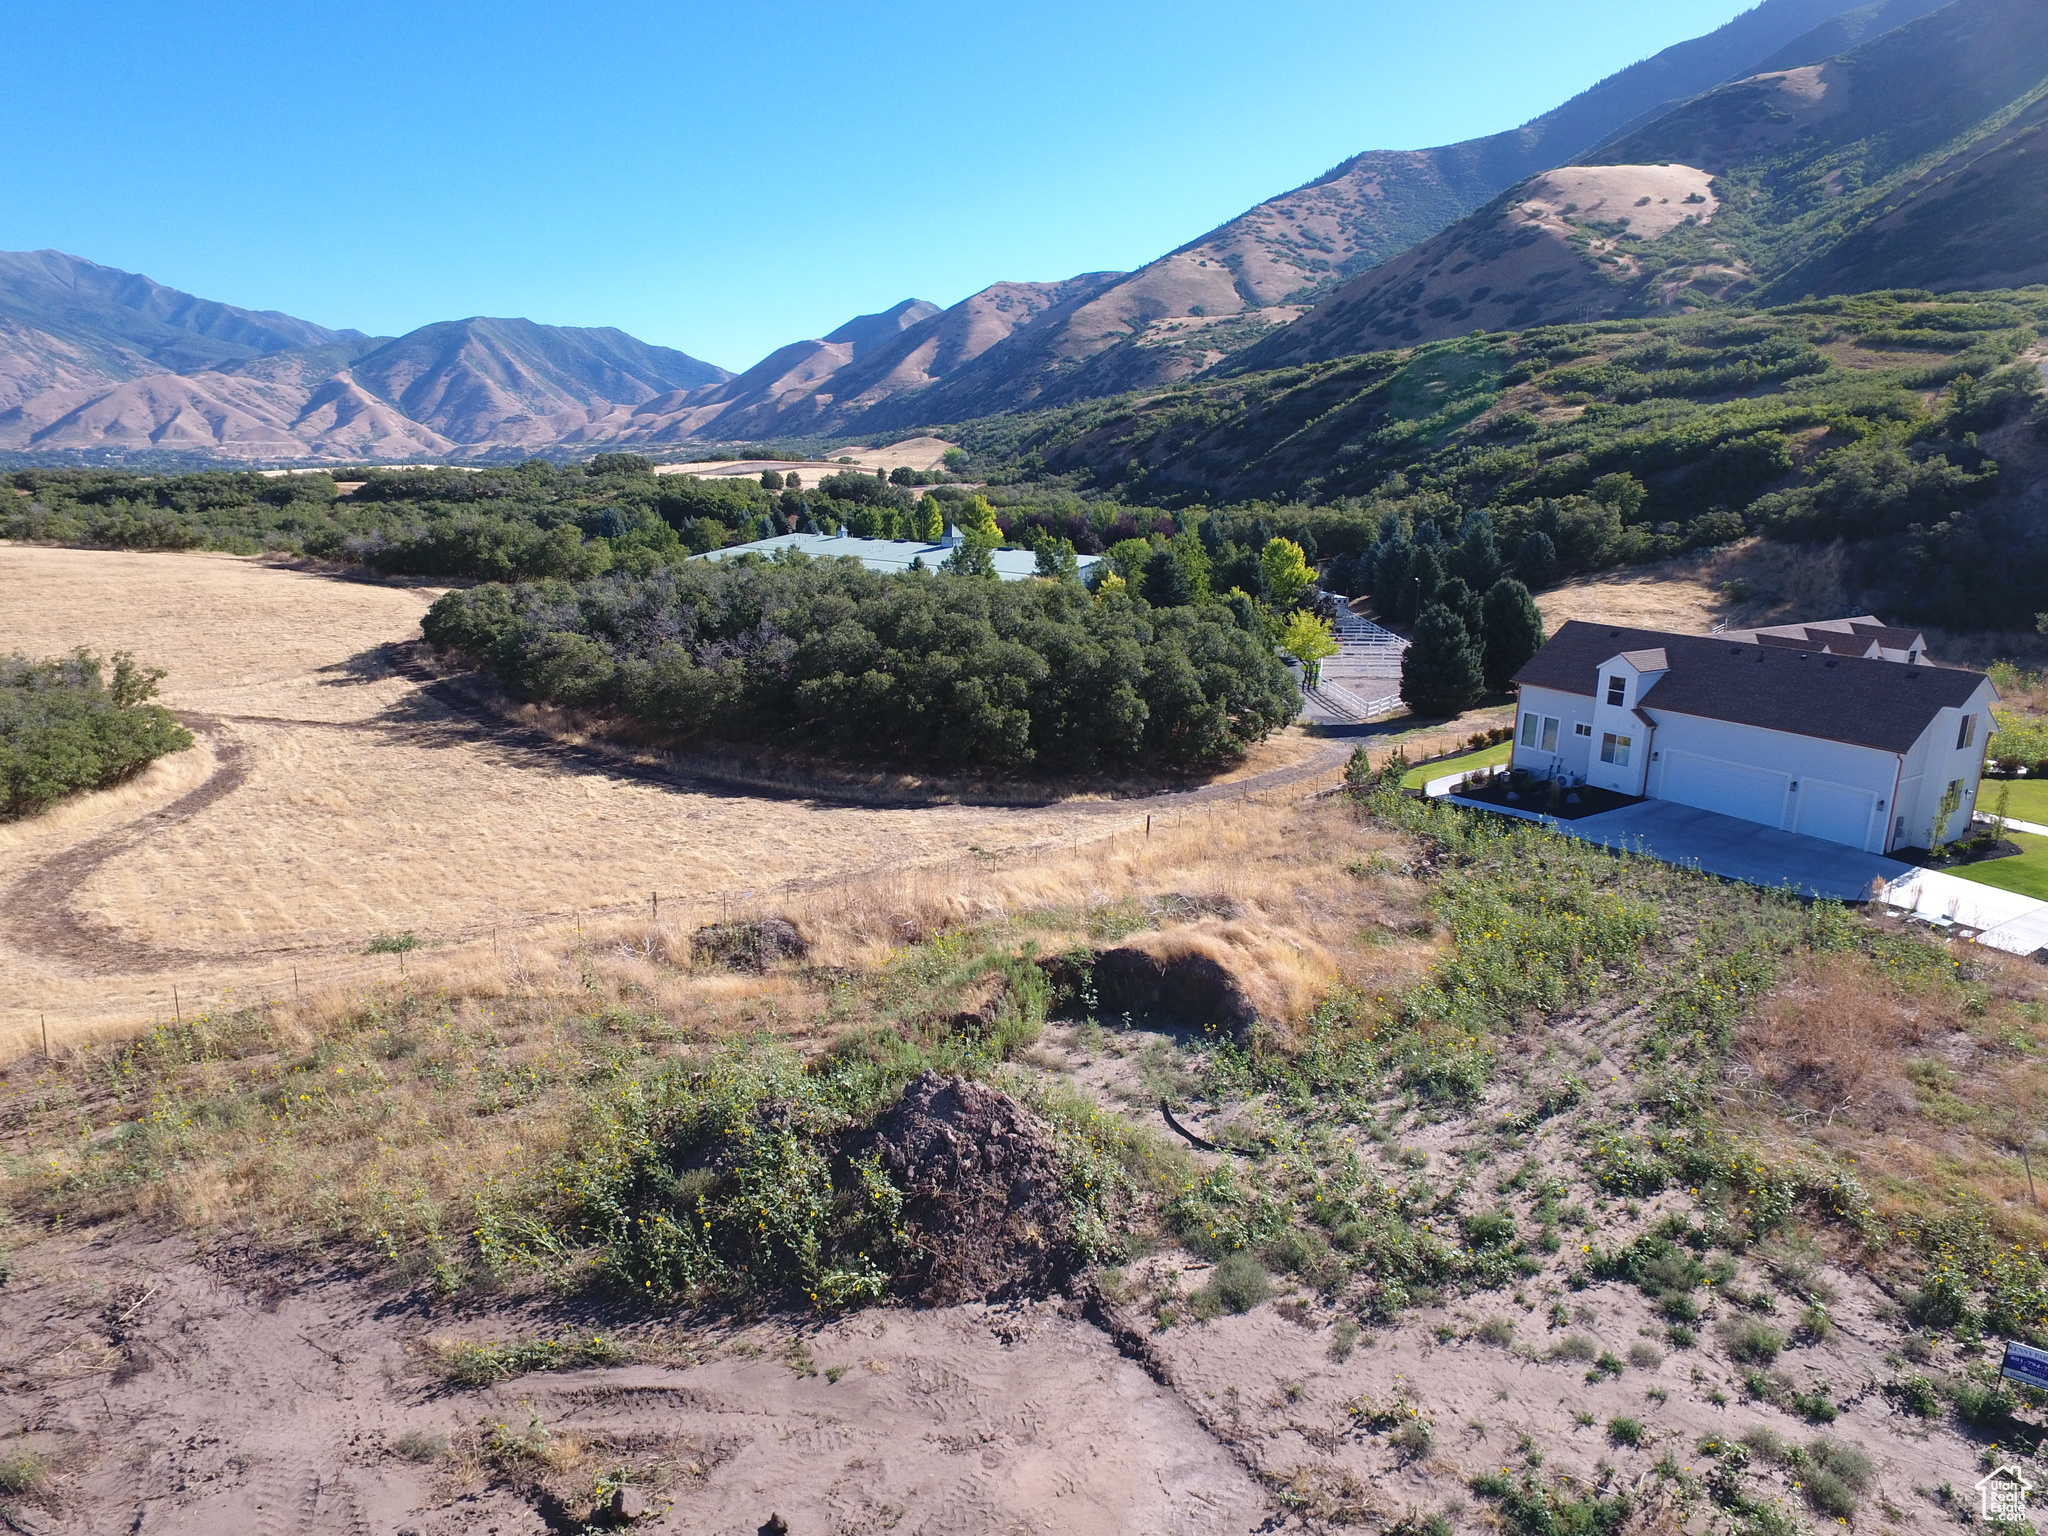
[1660,751,1788,828]
[1795,778,1876,849]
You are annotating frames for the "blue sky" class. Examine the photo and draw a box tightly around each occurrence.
[3,0,1754,370]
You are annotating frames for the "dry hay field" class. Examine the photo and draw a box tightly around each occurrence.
[0,545,1342,1058]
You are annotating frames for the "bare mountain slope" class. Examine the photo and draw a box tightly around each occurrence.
[0,306,731,457]
[343,318,728,445]
[829,0,1946,430]
[0,249,369,382]
[1233,0,2048,368]
[1795,87,2048,294]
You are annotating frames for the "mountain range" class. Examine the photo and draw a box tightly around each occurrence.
[0,0,2030,462]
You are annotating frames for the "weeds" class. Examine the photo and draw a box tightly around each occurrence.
[1722,1318,1787,1365]
[393,1429,447,1463]
[0,1452,45,1495]
[1469,1471,1631,1536]
[1192,1252,1273,1318]
[432,1334,627,1388]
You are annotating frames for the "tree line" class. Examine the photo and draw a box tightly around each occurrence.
[422,556,1301,773]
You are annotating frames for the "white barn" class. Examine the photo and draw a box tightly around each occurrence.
[1511,621,1997,855]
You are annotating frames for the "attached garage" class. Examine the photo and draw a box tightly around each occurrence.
[1794,779,1876,850]
[1660,751,1788,828]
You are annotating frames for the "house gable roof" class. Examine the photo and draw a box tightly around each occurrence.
[1515,621,1989,753]
[1722,615,1927,657]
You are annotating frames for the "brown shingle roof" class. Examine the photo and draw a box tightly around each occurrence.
[1514,621,1989,753]
[1723,615,1927,655]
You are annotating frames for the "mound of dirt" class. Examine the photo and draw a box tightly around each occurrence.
[869,1072,1074,1305]
[692,917,807,971]
[1093,942,1258,1037]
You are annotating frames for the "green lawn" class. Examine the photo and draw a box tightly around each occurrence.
[1979,777,2048,827]
[1403,741,1513,789]
[1944,830,2048,899]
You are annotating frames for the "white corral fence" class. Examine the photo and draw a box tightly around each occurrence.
[1300,610,1407,724]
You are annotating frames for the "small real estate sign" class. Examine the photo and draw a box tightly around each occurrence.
[2000,1340,2048,1392]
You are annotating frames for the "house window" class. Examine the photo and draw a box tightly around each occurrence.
[1541,717,1559,752]
[1957,713,1976,750]
[1600,732,1632,767]
[1606,675,1626,706]
[1575,722,1592,738]
[1520,712,1539,746]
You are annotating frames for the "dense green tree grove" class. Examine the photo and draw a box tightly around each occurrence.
[422,556,1299,773]
[1,651,193,820]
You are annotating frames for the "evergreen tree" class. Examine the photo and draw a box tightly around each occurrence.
[944,528,998,578]
[915,494,945,543]
[1451,512,1502,592]
[1436,575,1484,644]
[1370,536,1412,617]
[1515,530,1559,589]
[1399,543,1446,623]
[1401,602,1484,717]
[1480,578,1546,693]
[1223,589,1263,635]
[1141,545,1196,607]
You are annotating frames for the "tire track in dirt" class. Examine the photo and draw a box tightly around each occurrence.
[0,713,249,977]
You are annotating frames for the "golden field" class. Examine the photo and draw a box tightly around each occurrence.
[0,545,1342,1056]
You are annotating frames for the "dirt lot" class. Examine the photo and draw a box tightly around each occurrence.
[0,546,1341,1058]
[0,1232,1265,1535]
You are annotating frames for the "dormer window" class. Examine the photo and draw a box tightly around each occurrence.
[1606,675,1626,706]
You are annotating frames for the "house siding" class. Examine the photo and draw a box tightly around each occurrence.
[1587,653,1662,797]
[1510,684,1595,780]
[1891,685,1996,849]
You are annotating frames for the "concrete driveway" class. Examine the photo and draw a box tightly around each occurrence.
[1440,790,2048,952]
[1548,799,1915,901]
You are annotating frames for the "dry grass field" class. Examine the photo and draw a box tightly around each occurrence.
[1534,538,1855,635]
[2,769,2036,1532]
[0,545,1343,1058]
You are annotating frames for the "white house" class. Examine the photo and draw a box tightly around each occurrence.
[1511,621,1997,854]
